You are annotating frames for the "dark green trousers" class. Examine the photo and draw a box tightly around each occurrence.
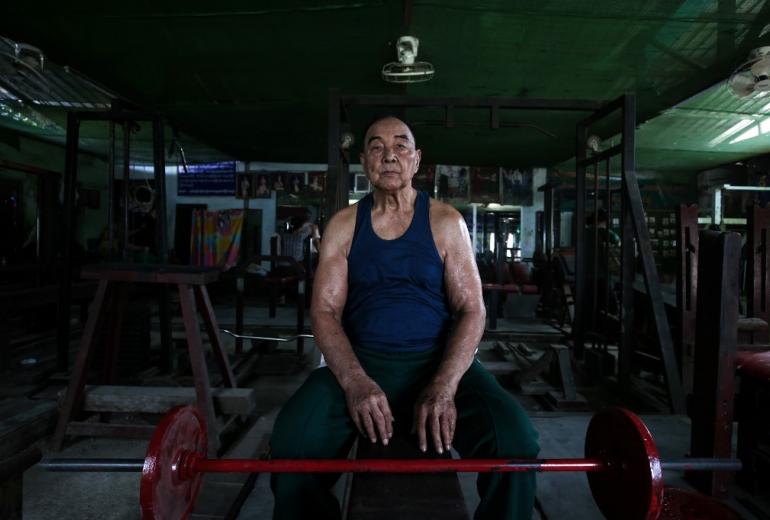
[270,347,539,519]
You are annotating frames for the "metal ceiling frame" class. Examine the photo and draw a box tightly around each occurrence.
[326,90,606,221]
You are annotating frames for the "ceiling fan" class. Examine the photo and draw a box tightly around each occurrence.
[382,36,434,84]
[728,46,770,97]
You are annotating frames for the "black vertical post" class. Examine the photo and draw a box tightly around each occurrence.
[689,230,740,498]
[152,117,172,372]
[108,121,115,255]
[542,186,554,314]
[152,117,168,262]
[57,112,80,372]
[574,120,587,356]
[591,161,599,332]
[676,204,699,396]
[326,89,343,224]
[122,122,130,260]
[747,204,770,326]
[604,158,611,314]
[621,93,684,413]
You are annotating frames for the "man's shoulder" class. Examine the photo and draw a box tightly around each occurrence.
[428,198,463,224]
[323,203,359,245]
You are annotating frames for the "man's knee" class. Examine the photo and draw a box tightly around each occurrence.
[489,398,539,458]
[495,419,540,459]
[270,368,347,458]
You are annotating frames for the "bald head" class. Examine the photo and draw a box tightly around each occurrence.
[360,116,422,192]
[363,117,417,149]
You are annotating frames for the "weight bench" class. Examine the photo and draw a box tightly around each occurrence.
[345,434,470,520]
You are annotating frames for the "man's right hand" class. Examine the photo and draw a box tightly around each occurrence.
[342,375,394,445]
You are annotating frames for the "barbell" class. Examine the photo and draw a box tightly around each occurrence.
[219,329,314,343]
[39,406,742,520]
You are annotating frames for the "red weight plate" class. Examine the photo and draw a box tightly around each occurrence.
[140,406,207,520]
[659,488,743,519]
[585,407,664,520]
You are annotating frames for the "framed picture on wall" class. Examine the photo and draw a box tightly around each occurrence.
[272,172,287,192]
[235,173,256,199]
[413,164,436,195]
[307,172,326,194]
[287,173,305,195]
[501,167,533,206]
[253,173,271,198]
[436,165,469,203]
[470,166,499,203]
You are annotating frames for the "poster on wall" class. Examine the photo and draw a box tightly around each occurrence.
[253,173,271,198]
[501,167,533,206]
[436,165,470,203]
[235,173,256,199]
[177,161,236,196]
[287,173,305,195]
[413,165,436,195]
[271,172,287,192]
[307,172,326,194]
[470,166,499,204]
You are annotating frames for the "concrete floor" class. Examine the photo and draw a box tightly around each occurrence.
[20,303,768,519]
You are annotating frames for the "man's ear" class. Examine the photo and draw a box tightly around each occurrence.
[414,149,422,172]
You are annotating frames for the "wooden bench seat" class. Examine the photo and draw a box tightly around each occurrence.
[346,434,470,520]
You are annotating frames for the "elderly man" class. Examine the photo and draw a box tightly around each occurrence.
[270,116,539,519]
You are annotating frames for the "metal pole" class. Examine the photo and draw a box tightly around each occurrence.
[108,121,115,254]
[152,117,168,262]
[574,116,588,356]
[40,456,741,475]
[122,122,130,260]
[57,111,80,372]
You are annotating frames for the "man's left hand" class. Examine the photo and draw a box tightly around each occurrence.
[412,383,456,454]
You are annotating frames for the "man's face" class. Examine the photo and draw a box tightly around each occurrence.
[360,117,421,193]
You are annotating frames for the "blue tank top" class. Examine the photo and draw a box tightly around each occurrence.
[343,191,451,352]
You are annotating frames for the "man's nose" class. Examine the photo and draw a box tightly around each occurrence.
[382,146,397,162]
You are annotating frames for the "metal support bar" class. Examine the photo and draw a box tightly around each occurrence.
[340,95,604,111]
[620,94,684,414]
[689,230,740,498]
[56,112,80,372]
[152,117,168,262]
[747,204,770,325]
[676,204,699,396]
[574,111,588,355]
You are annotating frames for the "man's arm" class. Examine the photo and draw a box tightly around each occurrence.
[413,202,486,453]
[310,209,394,445]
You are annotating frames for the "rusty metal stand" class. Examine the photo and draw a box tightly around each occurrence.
[688,230,740,498]
[747,204,770,338]
[52,264,235,456]
[676,204,699,396]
